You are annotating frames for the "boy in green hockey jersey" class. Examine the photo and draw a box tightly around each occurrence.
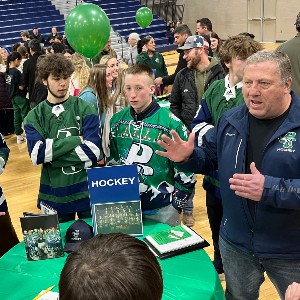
[108,64,196,226]
[191,35,262,278]
[24,54,102,222]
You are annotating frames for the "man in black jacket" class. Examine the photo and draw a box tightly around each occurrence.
[30,27,45,45]
[154,24,192,88]
[170,35,225,131]
[23,39,42,107]
[169,35,225,227]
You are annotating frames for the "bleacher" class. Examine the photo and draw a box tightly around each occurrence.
[0,0,176,55]
[90,0,175,49]
[0,0,65,48]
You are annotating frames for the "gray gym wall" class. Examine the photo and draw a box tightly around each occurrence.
[182,0,299,42]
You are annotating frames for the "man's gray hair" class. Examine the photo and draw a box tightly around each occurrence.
[245,50,292,85]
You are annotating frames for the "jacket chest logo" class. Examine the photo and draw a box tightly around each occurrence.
[278,132,296,151]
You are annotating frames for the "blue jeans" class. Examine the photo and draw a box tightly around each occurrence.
[219,236,300,300]
[183,188,194,213]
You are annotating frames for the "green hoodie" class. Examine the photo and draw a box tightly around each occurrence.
[194,57,219,100]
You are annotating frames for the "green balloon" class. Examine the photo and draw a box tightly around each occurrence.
[136,7,153,29]
[65,3,110,58]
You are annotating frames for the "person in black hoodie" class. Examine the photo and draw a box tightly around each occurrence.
[23,39,42,105]
[0,72,14,135]
[31,55,48,108]
[6,52,30,143]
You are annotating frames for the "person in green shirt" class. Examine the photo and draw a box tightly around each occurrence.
[136,35,168,95]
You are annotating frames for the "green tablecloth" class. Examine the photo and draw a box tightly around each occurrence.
[0,219,225,300]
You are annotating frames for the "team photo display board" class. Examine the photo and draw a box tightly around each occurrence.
[87,165,143,236]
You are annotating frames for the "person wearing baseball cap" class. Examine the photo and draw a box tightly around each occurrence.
[172,35,224,130]
[277,12,300,97]
[177,35,210,51]
[169,34,225,228]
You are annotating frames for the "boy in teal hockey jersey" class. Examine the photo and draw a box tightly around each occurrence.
[24,54,102,222]
[108,64,196,226]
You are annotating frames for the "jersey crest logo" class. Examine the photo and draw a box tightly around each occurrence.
[279,132,296,149]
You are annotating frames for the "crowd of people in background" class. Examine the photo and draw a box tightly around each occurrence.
[1,10,300,300]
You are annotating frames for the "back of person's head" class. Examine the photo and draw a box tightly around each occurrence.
[28,39,41,54]
[137,39,143,54]
[7,51,22,63]
[45,46,53,54]
[52,42,65,53]
[126,64,155,82]
[71,52,90,92]
[59,233,163,300]
[238,32,255,39]
[197,18,213,31]
[35,54,46,82]
[295,11,300,32]
[17,45,29,59]
[54,35,64,43]
[246,51,292,85]
[12,42,22,52]
[71,52,86,70]
[173,24,192,36]
[37,53,74,81]
[219,35,263,73]
[62,49,73,59]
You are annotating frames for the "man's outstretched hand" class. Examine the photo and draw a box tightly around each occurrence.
[156,130,195,162]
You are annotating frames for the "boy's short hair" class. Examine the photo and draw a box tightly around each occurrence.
[20,30,29,38]
[28,39,41,53]
[59,233,163,300]
[125,64,155,81]
[219,35,263,73]
[37,53,74,80]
